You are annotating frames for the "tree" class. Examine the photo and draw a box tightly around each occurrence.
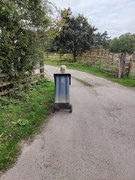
[109,33,135,53]
[94,31,110,49]
[54,10,97,62]
[0,0,50,80]
[109,37,119,52]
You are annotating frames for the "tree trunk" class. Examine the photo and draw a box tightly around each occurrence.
[73,51,76,62]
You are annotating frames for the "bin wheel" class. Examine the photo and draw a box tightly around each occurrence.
[70,105,72,113]
[52,105,55,113]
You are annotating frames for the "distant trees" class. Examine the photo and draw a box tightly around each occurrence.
[54,9,97,61]
[109,33,135,53]
[94,31,110,49]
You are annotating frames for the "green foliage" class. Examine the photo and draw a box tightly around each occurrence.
[94,31,110,49]
[109,33,135,53]
[0,0,50,79]
[54,9,97,61]
[17,118,29,126]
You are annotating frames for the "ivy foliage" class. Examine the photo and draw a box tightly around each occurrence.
[0,0,50,79]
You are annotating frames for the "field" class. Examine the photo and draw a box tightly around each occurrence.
[44,53,135,87]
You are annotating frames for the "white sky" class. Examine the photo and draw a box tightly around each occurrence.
[50,0,135,38]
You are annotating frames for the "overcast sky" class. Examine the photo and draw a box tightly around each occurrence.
[50,0,135,39]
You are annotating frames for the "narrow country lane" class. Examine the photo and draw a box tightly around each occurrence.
[1,65,135,180]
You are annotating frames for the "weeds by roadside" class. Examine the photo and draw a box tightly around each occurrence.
[0,79,54,173]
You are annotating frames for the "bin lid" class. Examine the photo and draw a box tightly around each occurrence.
[54,73,71,85]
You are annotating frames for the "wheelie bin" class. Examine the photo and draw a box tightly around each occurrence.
[52,73,72,113]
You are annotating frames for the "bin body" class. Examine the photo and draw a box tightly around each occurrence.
[54,73,71,103]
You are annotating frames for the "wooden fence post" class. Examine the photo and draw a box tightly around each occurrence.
[40,59,44,79]
[118,53,126,78]
[128,60,132,76]
[39,51,44,79]
[111,53,114,65]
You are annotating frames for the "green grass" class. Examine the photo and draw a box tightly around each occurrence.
[73,77,92,87]
[0,79,54,174]
[44,53,135,87]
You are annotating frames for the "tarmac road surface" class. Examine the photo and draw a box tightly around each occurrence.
[1,65,135,180]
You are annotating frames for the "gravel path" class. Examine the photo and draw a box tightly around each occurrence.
[1,65,135,180]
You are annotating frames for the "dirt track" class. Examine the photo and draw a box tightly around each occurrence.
[1,65,135,180]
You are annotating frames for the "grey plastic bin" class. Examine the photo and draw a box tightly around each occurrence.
[52,73,72,113]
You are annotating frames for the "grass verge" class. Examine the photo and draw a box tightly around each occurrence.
[73,77,92,87]
[0,79,54,174]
